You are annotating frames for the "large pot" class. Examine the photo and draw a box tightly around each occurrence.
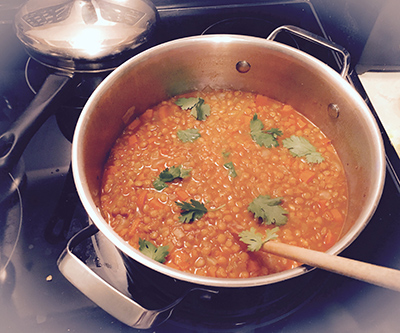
[58,26,385,329]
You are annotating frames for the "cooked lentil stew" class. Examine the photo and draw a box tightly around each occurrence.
[100,90,348,278]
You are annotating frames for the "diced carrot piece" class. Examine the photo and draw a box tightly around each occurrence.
[147,136,159,146]
[285,117,296,126]
[299,170,315,183]
[330,208,343,223]
[158,105,170,120]
[297,118,307,129]
[176,189,189,201]
[136,190,148,212]
[255,94,271,107]
[128,218,141,237]
[128,134,138,146]
[281,104,294,112]
[139,109,153,121]
[128,118,141,131]
[149,198,166,210]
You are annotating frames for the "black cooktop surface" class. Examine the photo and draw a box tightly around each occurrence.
[1,1,400,332]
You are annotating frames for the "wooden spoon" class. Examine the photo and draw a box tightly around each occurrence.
[263,241,400,292]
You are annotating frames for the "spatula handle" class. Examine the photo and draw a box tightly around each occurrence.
[263,241,400,292]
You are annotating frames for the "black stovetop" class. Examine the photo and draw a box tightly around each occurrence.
[1,1,400,332]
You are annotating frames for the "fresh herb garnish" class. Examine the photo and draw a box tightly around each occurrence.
[267,128,284,137]
[250,114,282,148]
[175,97,211,121]
[176,199,207,223]
[177,128,201,143]
[138,238,169,263]
[239,227,280,252]
[175,97,199,110]
[224,161,237,178]
[248,195,288,226]
[282,135,324,164]
[153,165,192,190]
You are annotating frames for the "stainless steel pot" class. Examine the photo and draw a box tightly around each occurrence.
[58,26,386,329]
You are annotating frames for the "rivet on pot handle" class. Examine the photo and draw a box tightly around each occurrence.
[267,25,351,78]
[57,224,217,329]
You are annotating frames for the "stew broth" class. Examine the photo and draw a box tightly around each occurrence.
[100,90,348,278]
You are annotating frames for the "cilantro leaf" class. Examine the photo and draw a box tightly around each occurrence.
[153,178,168,191]
[265,227,280,242]
[138,238,169,263]
[250,114,282,148]
[252,131,278,148]
[191,98,210,121]
[175,97,199,110]
[175,97,210,121]
[239,227,264,252]
[250,113,265,134]
[283,135,315,156]
[177,128,201,143]
[239,227,279,252]
[223,161,237,178]
[153,165,192,190]
[282,135,324,164]
[267,128,283,137]
[158,165,191,182]
[248,195,288,226]
[305,151,325,164]
[176,199,207,223]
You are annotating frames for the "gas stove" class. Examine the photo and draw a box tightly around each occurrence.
[1,1,400,332]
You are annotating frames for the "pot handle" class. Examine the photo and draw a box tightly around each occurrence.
[57,224,216,329]
[267,25,351,78]
[0,72,72,172]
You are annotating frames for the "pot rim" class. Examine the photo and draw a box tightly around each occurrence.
[72,34,386,288]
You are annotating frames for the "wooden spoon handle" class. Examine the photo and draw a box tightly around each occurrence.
[263,241,400,292]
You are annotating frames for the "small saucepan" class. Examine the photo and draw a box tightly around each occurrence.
[0,0,157,173]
